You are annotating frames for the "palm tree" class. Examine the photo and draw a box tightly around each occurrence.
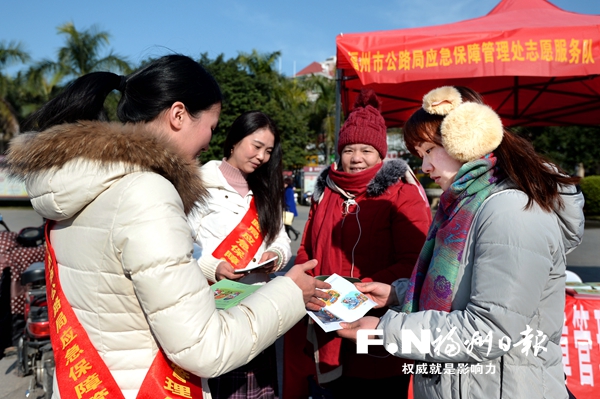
[303,75,337,163]
[55,22,131,78]
[15,23,133,126]
[0,41,30,148]
[0,97,20,147]
[13,60,65,118]
[272,67,307,111]
[0,41,29,70]
[237,49,281,77]
[26,59,66,96]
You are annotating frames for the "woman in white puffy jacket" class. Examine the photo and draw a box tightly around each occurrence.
[188,111,292,398]
[189,111,291,284]
[6,55,325,399]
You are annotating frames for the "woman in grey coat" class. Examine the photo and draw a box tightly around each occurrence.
[338,86,584,399]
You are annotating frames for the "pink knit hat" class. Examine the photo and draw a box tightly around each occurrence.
[338,89,387,157]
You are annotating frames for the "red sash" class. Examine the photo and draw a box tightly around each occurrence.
[211,197,264,270]
[45,221,204,399]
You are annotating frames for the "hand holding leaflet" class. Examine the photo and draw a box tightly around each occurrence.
[307,274,377,332]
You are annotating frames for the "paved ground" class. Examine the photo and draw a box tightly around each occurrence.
[1,203,598,399]
[286,205,600,277]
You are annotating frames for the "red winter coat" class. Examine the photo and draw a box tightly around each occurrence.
[284,159,432,398]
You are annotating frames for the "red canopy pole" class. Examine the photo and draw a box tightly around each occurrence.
[334,68,342,163]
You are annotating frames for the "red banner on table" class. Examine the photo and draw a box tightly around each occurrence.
[562,295,600,398]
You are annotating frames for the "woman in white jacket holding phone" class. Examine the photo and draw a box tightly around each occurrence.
[188,110,293,398]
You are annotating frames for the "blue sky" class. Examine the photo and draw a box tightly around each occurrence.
[2,0,599,77]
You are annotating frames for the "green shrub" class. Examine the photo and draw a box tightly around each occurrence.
[581,176,600,216]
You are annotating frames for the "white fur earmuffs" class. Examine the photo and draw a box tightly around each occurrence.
[422,86,503,162]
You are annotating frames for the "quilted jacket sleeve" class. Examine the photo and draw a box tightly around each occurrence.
[379,190,563,363]
[112,173,306,377]
[187,208,223,282]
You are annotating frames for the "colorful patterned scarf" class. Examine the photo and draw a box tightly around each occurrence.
[402,154,500,313]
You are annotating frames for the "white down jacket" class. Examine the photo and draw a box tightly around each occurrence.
[380,180,585,399]
[6,122,306,399]
[188,160,291,282]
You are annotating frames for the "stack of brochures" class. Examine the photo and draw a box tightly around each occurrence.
[308,274,377,332]
[211,279,261,310]
[565,281,600,299]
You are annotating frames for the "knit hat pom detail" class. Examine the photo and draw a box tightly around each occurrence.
[337,89,388,157]
[354,88,382,111]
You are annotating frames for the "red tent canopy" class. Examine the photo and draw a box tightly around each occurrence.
[336,0,600,127]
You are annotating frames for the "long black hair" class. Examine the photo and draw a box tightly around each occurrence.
[24,54,222,131]
[224,111,284,245]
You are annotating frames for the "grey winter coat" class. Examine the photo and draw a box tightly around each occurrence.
[379,181,585,399]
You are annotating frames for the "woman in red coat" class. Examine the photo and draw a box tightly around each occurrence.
[283,89,432,398]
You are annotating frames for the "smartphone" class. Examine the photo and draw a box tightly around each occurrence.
[234,256,278,273]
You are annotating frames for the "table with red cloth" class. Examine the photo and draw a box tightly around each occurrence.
[563,293,600,398]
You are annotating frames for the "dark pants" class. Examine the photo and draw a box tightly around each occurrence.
[284,225,300,241]
[12,313,24,346]
[0,268,11,357]
[314,374,411,399]
[208,345,279,399]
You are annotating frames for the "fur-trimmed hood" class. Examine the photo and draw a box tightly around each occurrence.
[6,121,206,216]
[312,158,412,202]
